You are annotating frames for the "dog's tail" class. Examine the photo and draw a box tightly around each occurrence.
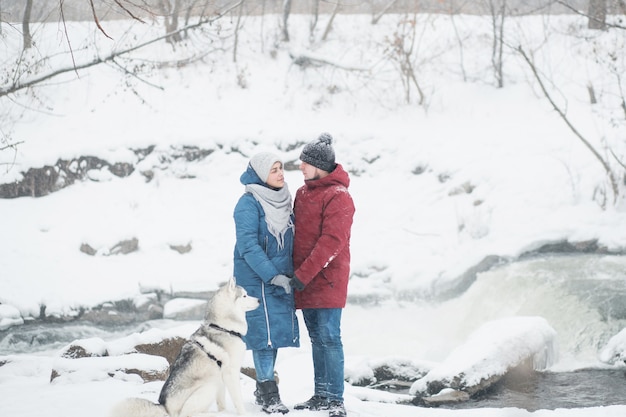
[108,397,168,417]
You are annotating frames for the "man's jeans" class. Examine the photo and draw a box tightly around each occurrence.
[253,348,278,381]
[302,308,344,402]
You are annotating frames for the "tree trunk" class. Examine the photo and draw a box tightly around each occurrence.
[160,0,183,44]
[588,0,607,30]
[372,0,399,25]
[233,0,245,62]
[310,0,319,42]
[488,0,506,88]
[321,2,340,41]
[22,0,33,51]
[282,0,292,42]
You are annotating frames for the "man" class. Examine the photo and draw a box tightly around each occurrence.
[290,133,355,417]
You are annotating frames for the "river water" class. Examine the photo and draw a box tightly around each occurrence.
[439,368,626,411]
[2,254,626,411]
[343,253,626,410]
[441,253,626,410]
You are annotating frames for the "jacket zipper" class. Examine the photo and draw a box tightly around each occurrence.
[262,236,272,348]
[291,295,297,343]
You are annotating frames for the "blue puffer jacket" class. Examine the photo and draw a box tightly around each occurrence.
[233,165,300,350]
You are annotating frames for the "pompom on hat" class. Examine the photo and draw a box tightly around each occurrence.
[300,132,336,172]
[250,152,281,183]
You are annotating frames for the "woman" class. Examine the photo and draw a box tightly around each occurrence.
[233,152,300,414]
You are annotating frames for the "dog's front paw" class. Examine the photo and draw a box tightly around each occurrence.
[234,403,247,415]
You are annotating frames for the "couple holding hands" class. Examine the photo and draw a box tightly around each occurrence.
[233,133,355,417]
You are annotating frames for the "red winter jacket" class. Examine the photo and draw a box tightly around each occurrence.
[293,164,355,309]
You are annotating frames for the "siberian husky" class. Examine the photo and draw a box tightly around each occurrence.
[109,278,259,417]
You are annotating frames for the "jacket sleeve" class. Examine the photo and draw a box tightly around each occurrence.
[234,195,280,282]
[295,189,355,285]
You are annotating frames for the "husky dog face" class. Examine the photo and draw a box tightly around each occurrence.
[224,277,259,313]
[234,284,260,312]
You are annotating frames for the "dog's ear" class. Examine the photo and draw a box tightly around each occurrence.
[227,277,236,291]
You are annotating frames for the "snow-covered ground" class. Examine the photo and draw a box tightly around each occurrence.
[1,11,626,417]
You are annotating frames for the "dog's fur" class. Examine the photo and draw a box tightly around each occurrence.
[109,278,259,417]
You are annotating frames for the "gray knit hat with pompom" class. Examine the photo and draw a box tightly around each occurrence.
[300,132,336,172]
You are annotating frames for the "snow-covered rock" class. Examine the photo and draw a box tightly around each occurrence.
[50,353,169,383]
[0,304,24,331]
[599,328,626,365]
[163,298,208,320]
[410,316,558,398]
[60,337,109,358]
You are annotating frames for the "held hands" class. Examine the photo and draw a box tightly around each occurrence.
[270,274,292,294]
[290,276,305,292]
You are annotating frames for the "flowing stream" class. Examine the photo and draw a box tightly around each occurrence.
[1,254,626,410]
[439,253,626,410]
[343,253,626,410]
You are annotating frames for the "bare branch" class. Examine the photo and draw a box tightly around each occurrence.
[113,0,148,23]
[59,0,80,77]
[1,1,243,98]
[89,0,113,40]
[233,0,245,63]
[617,73,626,120]
[610,148,626,171]
[0,134,23,171]
[554,0,626,30]
[1,141,24,152]
[289,52,369,72]
[321,2,340,42]
[372,0,399,25]
[110,59,164,91]
[517,45,619,205]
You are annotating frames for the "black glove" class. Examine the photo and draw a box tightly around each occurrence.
[290,276,306,291]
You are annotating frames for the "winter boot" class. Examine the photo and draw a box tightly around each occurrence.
[254,382,264,406]
[257,380,289,414]
[293,395,330,411]
[328,400,347,417]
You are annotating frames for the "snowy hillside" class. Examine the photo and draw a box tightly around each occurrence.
[1,10,626,417]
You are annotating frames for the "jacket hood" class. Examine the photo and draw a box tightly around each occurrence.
[304,163,350,189]
[240,164,266,186]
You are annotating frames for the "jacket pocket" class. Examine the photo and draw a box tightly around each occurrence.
[320,270,334,288]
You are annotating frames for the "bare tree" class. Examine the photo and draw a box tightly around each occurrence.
[588,0,607,30]
[555,0,626,30]
[22,0,33,51]
[310,0,319,42]
[371,0,399,25]
[518,45,621,207]
[282,0,291,41]
[321,1,340,42]
[386,14,425,105]
[1,2,242,98]
[233,0,245,62]
[486,0,506,88]
[445,0,472,82]
[159,0,184,44]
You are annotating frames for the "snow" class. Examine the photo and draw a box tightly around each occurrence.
[409,317,558,395]
[599,328,626,365]
[1,10,626,417]
[51,353,169,384]
[0,305,23,331]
